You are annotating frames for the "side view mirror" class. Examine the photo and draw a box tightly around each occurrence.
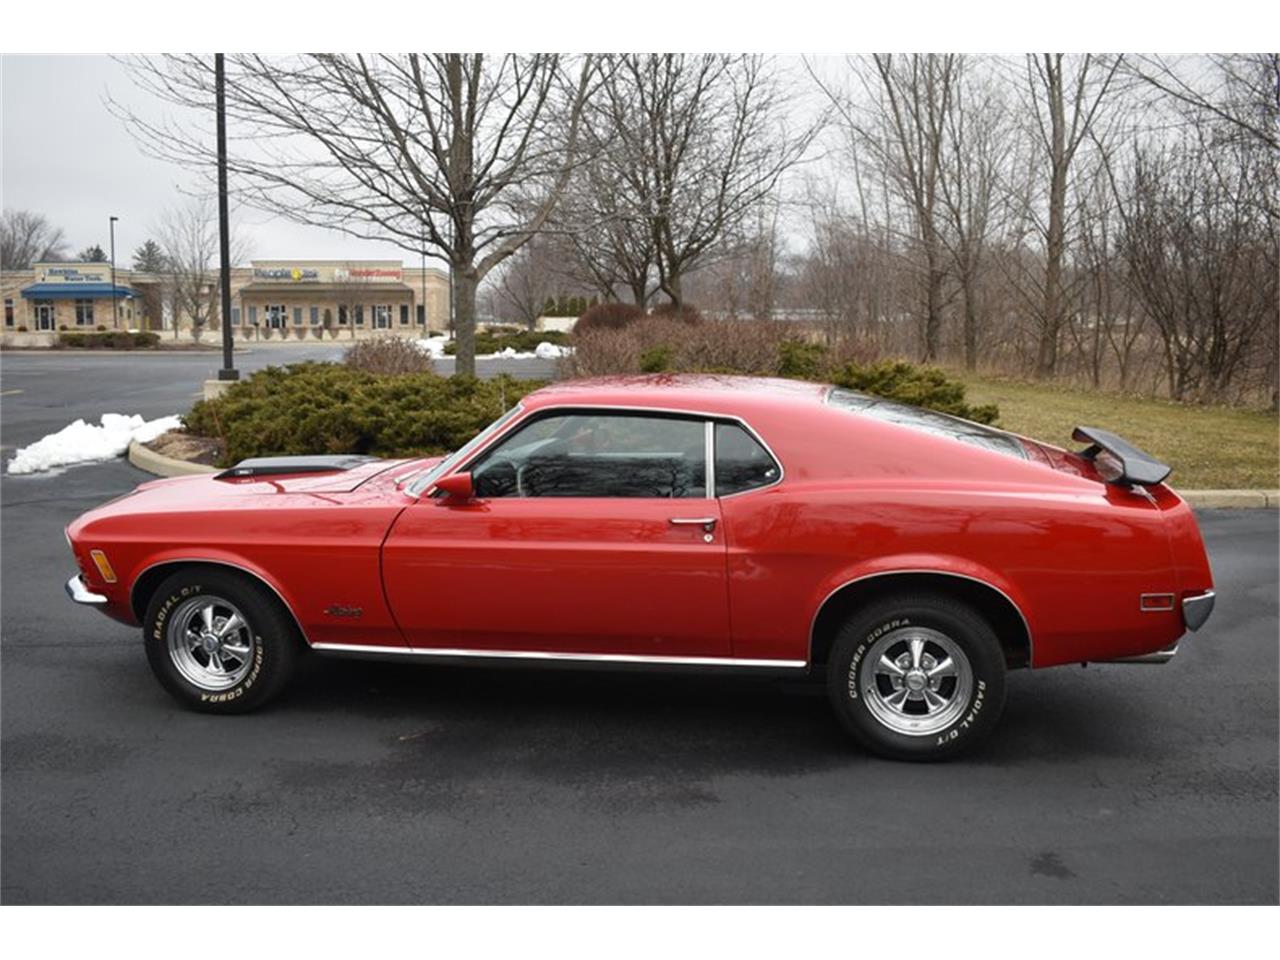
[434,471,474,501]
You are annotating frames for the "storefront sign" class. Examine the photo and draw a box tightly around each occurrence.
[253,267,320,282]
[334,267,403,282]
[42,266,107,283]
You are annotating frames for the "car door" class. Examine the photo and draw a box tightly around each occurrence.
[382,410,732,659]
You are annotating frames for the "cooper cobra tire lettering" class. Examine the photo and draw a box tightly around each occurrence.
[825,595,1005,761]
[846,618,910,701]
[143,568,298,714]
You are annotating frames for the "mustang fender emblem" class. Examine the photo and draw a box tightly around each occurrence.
[324,604,363,619]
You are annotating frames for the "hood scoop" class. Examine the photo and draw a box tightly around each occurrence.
[214,455,379,481]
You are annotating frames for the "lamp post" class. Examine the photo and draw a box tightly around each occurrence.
[215,53,238,382]
[109,215,119,328]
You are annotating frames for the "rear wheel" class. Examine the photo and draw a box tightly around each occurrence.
[143,567,300,713]
[826,594,1006,761]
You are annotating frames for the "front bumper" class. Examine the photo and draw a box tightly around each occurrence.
[65,574,108,605]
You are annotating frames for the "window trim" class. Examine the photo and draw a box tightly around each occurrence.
[712,419,784,498]
[413,403,785,501]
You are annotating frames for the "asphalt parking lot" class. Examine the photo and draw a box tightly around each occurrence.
[1,350,1276,904]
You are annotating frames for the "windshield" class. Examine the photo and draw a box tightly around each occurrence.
[826,388,1027,460]
[406,403,524,496]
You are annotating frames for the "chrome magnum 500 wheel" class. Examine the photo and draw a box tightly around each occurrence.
[144,566,300,713]
[827,594,1006,761]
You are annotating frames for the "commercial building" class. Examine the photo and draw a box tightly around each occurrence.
[2,259,451,340]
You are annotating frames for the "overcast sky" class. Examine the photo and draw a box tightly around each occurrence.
[1,55,411,266]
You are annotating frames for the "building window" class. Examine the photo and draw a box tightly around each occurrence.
[338,306,348,325]
[399,304,409,325]
[293,306,304,326]
[373,304,391,328]
[232,307,241,325]
[310,306,320,326]
[74,299,94,326]
[416,304,425,326]
[248,305,258,326]
[5,299,14,328]
[265,304,287,328]
[354,305,364,326]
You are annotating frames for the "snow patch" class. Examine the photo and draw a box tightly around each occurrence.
[6,413,183,475]
[408,336,572,360]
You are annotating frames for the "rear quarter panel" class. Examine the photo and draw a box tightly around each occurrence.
[729,404,1188,667]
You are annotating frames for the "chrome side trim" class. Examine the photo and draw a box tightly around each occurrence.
[809,569,1035,668]
[66,574,108,605]
[1182,590,1215,631]
[704,418,715,498]
[310,642,806,671]
[129,558,310,644]
[1104,642,1179,665]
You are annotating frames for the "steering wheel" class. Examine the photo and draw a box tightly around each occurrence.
[475,457,520,498]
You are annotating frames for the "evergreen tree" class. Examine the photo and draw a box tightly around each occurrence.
[132,239,169,272]
[77,244,108,262]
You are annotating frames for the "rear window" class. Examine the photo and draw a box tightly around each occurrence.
[826,388,1028,460]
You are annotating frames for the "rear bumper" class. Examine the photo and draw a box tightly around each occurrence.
[1182,590,1215,631]
[65,574,108,605]
[1104,590,1215,665]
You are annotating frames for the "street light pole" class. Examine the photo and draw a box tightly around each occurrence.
[215,53,238,382]
[109,215,119,329]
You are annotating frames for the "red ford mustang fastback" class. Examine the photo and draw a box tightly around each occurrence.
[65,374,1214,760]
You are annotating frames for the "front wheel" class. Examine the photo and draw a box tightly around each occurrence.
[826,594,1006,761]
[143,566,300,713]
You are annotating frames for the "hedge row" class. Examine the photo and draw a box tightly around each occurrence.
[184,363,543,467]
[57,331,161,350]
[442,328,572,356]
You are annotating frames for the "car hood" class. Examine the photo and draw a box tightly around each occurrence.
[76,456,441,524]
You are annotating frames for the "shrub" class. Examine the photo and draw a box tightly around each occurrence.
[830,361,999,424]
[442,329,571,356]
[183,363,544,467]
[56,331,161,350]
[16,325,28,332]
[649,302,703,325]
[58,324,68,331]
[343,335,435,375]
[96,324,107,332]
[777,339,828,379]
[568,318,997,423]
[576,302,644,332]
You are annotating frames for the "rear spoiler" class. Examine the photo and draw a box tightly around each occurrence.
[1072,426,1171,486]
[214,455,378,480]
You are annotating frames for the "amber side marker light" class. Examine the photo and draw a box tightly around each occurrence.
[90,550,118,584]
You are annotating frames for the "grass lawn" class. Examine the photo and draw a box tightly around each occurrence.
[954,373,1279,490]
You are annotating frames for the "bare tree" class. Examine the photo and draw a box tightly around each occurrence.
[937,57,1010,369]
[155,197,248,342]
[1125,54,1280,153]
[1018,54,1123,377]
[115,54,599,375]
[585,54,820,308]
[812,54,959,361]
[1,210,68,269]
[1111,130,1277,402]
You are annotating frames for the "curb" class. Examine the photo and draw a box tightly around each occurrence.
[127,440,218,477]
[1180,489,1279,509]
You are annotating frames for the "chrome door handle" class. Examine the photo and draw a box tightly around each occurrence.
[669,516,717,529]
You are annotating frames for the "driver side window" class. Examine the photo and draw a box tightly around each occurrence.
[470,412,707,499]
